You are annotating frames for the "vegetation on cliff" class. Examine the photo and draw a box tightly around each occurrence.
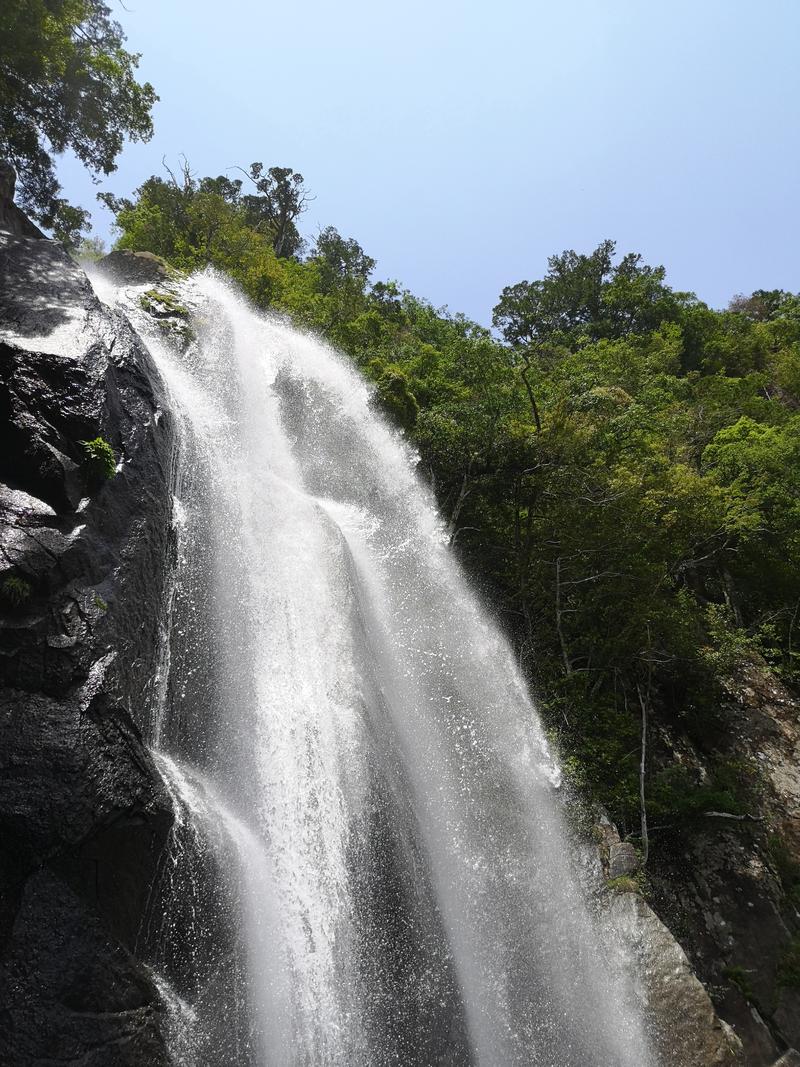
[101,165,800,846]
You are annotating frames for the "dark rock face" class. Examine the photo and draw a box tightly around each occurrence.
[0,229,175,1064]
[98,249,172,287]
[649,662,800,1064]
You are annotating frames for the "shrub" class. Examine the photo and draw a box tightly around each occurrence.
[1,575,32,606]
[81,436,117,484]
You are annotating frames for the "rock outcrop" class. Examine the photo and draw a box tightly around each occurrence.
[98,249,172,288]
[613,891,745,1065]
[0,220,175,1063]
[648,661,800,1064]
[593,813,746,1064]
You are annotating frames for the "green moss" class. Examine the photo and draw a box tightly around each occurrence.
[140,288,189,318]
[777,939,800,988]
[81,436,117,484]
[139,289,194,346]
[160,318,195,345]
[723,965,755,1000]
[606,874,641,894]
[93,594,108,612]
[1,575,32,606]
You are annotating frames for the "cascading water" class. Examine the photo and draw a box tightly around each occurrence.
[95,268,653,1066]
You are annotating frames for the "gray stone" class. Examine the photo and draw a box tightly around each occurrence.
[772,1052,800,1067]
[608,839,639,879]
[611,892,745,1066]
[98,248,172,286]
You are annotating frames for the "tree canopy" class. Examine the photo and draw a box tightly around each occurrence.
[0,0,156,243]
[492,239,694,350]
[104,167,800,844]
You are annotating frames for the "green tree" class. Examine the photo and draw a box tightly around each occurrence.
[239,163,312,257]
[0,0,157,243]
[312,227,375,294]
[492,239,691,348]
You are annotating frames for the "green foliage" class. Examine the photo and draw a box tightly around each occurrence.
[140,289,189,318]
[75,235,107,261]
[723,965,755,1001]
[492,239,694,349]
[101,159,310,268]
[767,834,800,909]
[648,759,757,827]
[375,366,419,429]
[81,436,116,483]
[1,574,32,606]
[0,0,157,243]
[93,594,108,612]
[700,605,762,679]
[606,874,642,895]
[105,173,800,838]
[777,939,800,989]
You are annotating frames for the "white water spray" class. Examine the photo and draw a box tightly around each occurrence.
[98,268,653,1066]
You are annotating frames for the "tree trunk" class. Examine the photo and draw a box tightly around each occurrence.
[555,557,572,676]
[637,682,649,868]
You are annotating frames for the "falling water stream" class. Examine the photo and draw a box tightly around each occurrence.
[95,269,652,1066]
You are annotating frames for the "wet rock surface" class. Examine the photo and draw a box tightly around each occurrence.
[772,1051,800,1066]
[0,227,175,1064]
[612,891,745,1066]
[593,812,745,1063]
[644,660,800,1063]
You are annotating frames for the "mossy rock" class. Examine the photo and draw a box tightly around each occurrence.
[98,249,177,286]
[139,289,190,319]
[606,873,643,895]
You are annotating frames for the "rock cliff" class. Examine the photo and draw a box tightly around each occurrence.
[0,224,175,1064]
[647,661,800,1064]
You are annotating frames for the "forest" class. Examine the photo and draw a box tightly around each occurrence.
[89,162,800,848]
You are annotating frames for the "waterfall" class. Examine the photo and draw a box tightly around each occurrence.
[97,268,653,1066]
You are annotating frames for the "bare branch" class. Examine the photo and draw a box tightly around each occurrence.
[702,811,764,822]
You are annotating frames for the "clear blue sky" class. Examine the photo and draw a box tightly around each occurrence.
[58,0,800,325]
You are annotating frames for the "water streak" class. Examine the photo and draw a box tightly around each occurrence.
[96,267,652,1066]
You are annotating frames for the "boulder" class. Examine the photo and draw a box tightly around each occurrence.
[611,891,745,1066]
[98,248,172,287]
[609,840,639,879]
